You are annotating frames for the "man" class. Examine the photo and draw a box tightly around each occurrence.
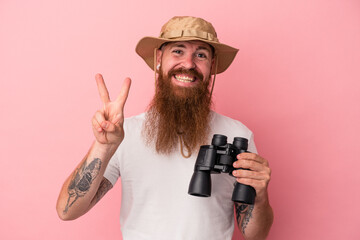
[57,16,273,239]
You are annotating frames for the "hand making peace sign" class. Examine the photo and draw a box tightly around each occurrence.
[92,73,131,145]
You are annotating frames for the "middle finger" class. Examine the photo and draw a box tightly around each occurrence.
[233,159,264,171]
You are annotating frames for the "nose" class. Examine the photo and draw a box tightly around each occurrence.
[181,53,196,69]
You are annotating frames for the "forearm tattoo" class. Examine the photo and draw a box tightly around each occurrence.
[63,158,102,213]
[92,177,113,205]
[235,203,254,234]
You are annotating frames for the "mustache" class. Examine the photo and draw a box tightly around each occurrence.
[166,68,204,81]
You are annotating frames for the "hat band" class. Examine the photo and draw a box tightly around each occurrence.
[159,29,219,42]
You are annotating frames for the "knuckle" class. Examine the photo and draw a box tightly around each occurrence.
[249,161,256,168]
[237,159,245,168]
[240,169,250,177]
[259,181,267,189]
[96,111,106,120]
[263,172,271,182]
[266,176,271,182]
[245,152,256,159]
[264,159,269,167]
[94,110,103,119]
[92,118,100,127]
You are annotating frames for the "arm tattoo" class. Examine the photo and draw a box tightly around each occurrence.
[235,203,254,234]
[91,177,113,205]
[63,158,102,213]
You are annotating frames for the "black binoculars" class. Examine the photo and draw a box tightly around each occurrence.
[188,134,256,204]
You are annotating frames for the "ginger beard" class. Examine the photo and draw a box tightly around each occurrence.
[143,67,213,157]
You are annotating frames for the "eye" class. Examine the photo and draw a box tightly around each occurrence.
[172,49,183,55]
[196,52,208,59]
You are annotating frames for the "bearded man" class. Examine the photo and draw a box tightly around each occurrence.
[57,16,274,240]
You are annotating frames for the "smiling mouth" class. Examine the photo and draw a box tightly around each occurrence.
[174,74,196,83]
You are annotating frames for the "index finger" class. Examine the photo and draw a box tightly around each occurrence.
[115,77,132,112]
[237,152,269,166]
[95,73,110,104]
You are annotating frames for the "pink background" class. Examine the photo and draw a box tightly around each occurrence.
[1,0,359,239]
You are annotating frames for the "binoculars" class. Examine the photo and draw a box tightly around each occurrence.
[188,134,256,204]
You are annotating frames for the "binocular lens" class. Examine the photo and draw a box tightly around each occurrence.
[232,182,256,204]
[188,171,211,197]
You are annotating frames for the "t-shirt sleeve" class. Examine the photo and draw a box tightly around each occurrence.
[248,132,258,154]
[103,149,121,186]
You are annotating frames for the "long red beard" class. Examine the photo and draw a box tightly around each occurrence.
[143,68,212,157]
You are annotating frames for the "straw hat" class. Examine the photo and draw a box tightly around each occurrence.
[135,16,239,74]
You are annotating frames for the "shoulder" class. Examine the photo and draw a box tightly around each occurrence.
[210,111,252,132]
[119,113,147,144]
[124,112,146,122]
[123,112,146,128]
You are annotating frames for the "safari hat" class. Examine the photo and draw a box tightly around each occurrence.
[135,16,239,74]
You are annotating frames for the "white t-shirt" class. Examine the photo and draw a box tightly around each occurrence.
[104,111,257,240]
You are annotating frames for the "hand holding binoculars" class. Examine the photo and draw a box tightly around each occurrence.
[188,134,256,204]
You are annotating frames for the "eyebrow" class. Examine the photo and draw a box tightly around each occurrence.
[197,46,211,52]
[171,44,211,52]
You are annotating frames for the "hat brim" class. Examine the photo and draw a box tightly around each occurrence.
[135,36,239,75]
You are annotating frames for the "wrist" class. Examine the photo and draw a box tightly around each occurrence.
[254,192,271,208]
[93,140,120,155]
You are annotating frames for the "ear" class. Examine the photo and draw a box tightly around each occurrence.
[156,49,163,66]
[210,55,216,74]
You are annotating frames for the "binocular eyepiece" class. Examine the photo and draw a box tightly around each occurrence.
[188,134,256,205]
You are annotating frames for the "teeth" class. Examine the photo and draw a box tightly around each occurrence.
[174,75,194,82]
